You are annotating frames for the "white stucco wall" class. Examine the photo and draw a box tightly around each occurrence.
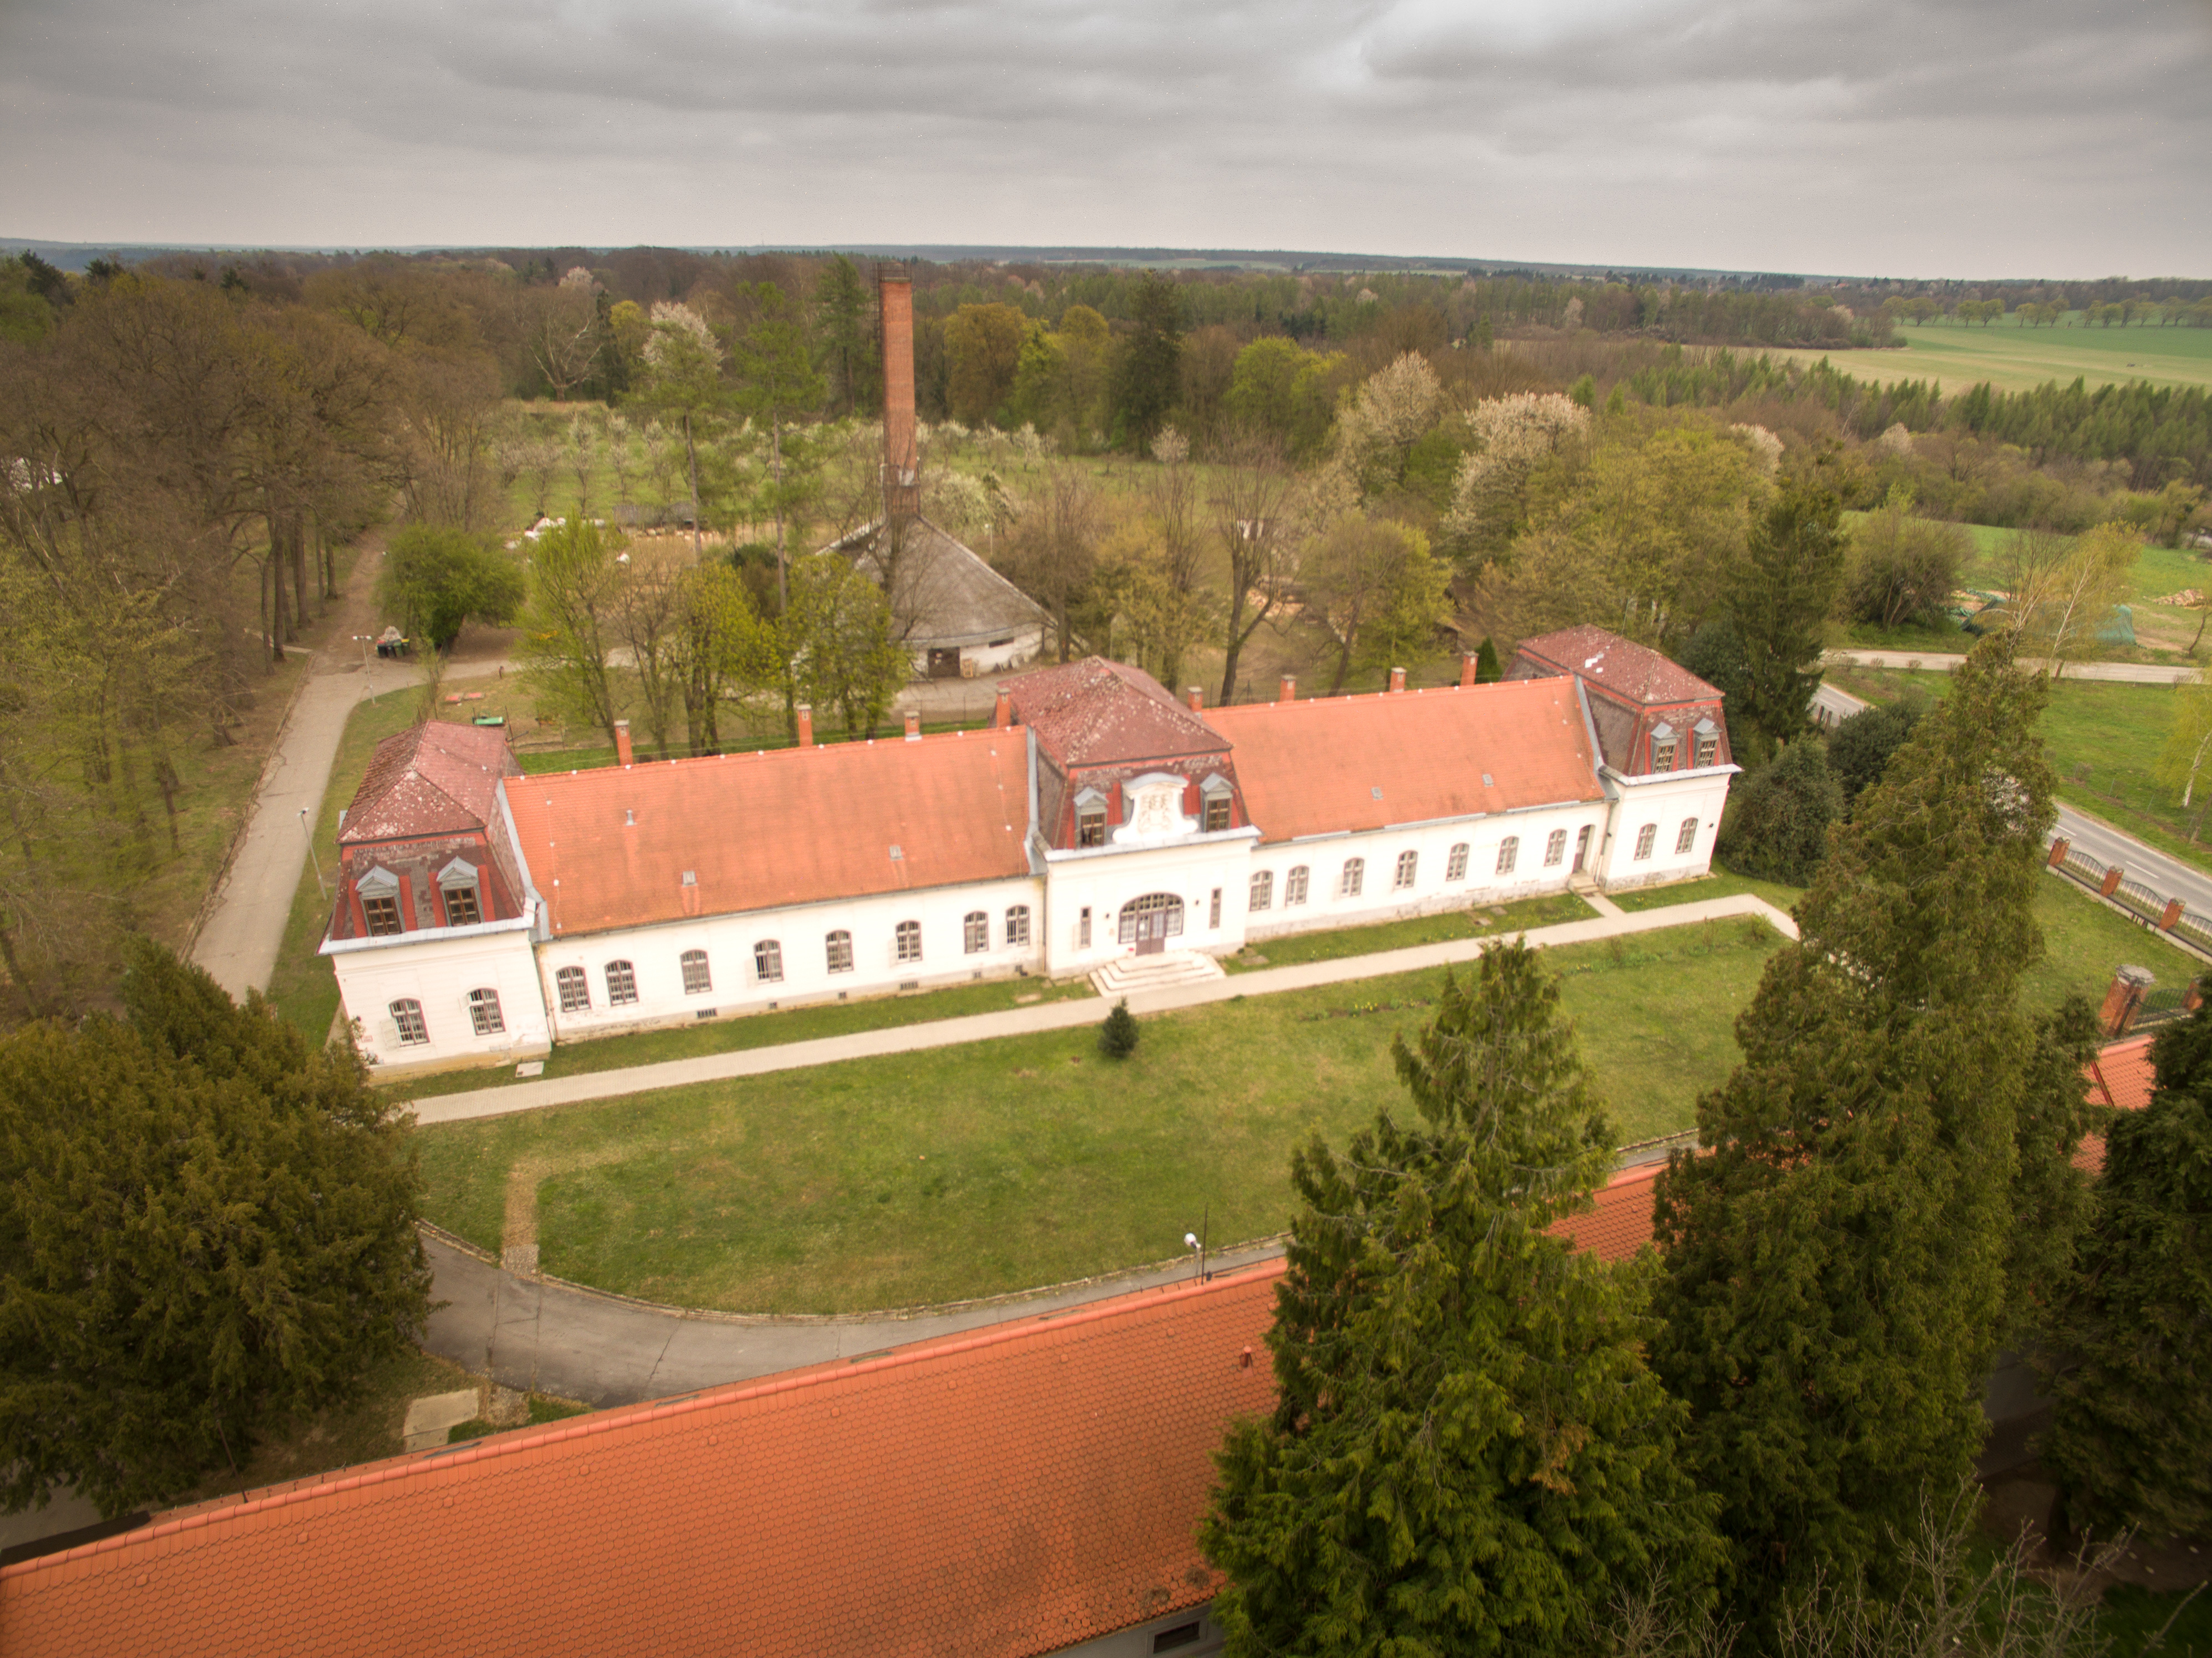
[326,917,551,1077]
[1038,833,1259,978]
[1593,767,1736,891]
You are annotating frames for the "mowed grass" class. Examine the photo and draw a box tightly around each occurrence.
[414,919,1789,1314]
[1770,320,2212,396]
[1223,890,1597,972]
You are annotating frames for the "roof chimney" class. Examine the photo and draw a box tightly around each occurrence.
[992,685,1012,729]
[1185,685,1203,712]
[1460,653,1478,688]
[1389,666,1406,694]
[1278,674,1296,704]
[880,269,920,530]
[795,705,814,749]
[904,708,922,741]
[614,720,633,767]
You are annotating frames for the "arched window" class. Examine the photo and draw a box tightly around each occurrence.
[1340,858,1364,898]
[682,949,713,995]
[1394,850,1418,889]
[605,960,638,1005]
[1676,817,1699,854]
[896,920,922,963]
[1544,828,1568,867]
[826,931,854,973]
[1496,836,1519,876]
[753,941,783,983]
[390,999,429,1045]
[467,988,504,1036]
[1634,824,1658,860]
[1284,866,1310,906]
[1249,870,1273,912]
[964,911,989,953]
[1445,843,1469,881]
[1005,905,1032,946]
[556,966,590,1012]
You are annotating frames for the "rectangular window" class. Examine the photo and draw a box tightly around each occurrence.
[1204,796,1231,832]
[362,894,403,937]
[1209,887,1222,928]
[1249,870,1273,912]
[1446,843,1468,881]
[606,960,638,1005]
[556,966,590,1012]
[1544,828,1568,867]
[964,911,989,953]
[682,949,713,995]
[896,920,922,963]
[826,930,854,973]
[1285,866,1309,906]
[442,884,481,927]
[1077,806,1107,848]
[1005,906,1031,946]
[1393,851,1417,890]
[1694,727,1719,767]
[1652,739,1678,772]
[467,988,504,1036]
[752,941,782,984]
[390,999,428,1045]
[1078,907,1092,949]
[1676,818,1699,855]
[1340,858,1364,898]
[1496,836,1519,876]
[1634,824,1658,861]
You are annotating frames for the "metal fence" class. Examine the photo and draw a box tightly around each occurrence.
[2047,836,2212,964]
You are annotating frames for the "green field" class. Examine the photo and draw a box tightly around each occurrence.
[1775,318,2212,396]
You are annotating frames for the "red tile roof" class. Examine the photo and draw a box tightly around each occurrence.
[0,1266,1286,1658]
[1206,680,1602,844]
[1552,1160,1666,1261]
[1513,626,1722,707]
[340,721,516,845]
[1006,658,1228,771]
[505,731,1031,935]
[2085,1033,2157,1113]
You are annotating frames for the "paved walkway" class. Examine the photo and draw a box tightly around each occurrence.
[411,893,1799,1125]
[1826,649,2194,685]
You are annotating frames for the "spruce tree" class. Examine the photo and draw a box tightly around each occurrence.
[2041,1003,2212,1539]
[1724,469,1847,766]
[1203,943,1721,1656]
[1651,632,2095,1615]
[1098,997,1139,1058]
[0,941,429,1518]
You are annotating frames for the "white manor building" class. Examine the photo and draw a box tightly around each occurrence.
[321,627,1738,1077]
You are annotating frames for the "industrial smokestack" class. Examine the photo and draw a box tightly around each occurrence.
[880,270,920,530]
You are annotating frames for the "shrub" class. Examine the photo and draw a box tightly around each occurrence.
[1098,998,1139,1058]
[1718,737,1842,885]
[1826,698,1923,813]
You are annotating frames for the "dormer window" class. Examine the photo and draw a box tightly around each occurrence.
[1693,718,1719,768]
[1650,721,1678,773]
[437,857,482,928]
[358,866,403,937]
[1200,774,1233,833]
[1074,787,1108,848]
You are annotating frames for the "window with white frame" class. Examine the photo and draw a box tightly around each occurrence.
[1545,828,1568,867]
[826,930,854,973]
[1078,908,1092,949]
[1285,866,1309,905]
[606,960,638,1005]
[1201,774,1233,833]
[390,998,428,1045]
[754,940,783,983]
[556,966,589,1012]
[1005,905,1031,946]
[1340,858,1364,898]
[1394,850,1417,890]
[1250,870,1273,911]
[1076,789,1108,848]
[442,881,481,927]
[467,988,504,1036]
[1634,824,1658,860]
[359,866,403,937]
[896,920,922,963]
[1496,836,1519,876]
[1209,888,1222,928]
[1650,724,1678,772]
[1693,719,1719,768]
[1446,843,1469,881]
[964,911,988,953]
[682,949,713,995]
[1676,817,1699,854]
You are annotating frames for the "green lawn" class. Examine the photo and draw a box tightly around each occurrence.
[1222,891,1596,971]
[414,920,1789,1314]
[1773,319,2212,396]
[1607,868,1804,917]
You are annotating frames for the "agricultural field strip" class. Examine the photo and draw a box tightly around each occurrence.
[410,892,1796,1127]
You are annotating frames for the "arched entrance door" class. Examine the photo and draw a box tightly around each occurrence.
[1118,893,1185,955]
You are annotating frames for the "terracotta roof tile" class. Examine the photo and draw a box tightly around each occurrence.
[1006,658,1228,771]
[506,732,1031,935]
[339,723,516,845]
[1551,1161,1666,1261]
[2085,1033,2157,1113]
[1512,626,1723,707]
[1206,680,1602,843]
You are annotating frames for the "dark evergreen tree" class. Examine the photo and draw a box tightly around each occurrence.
[1110,271,1182,451]
[1825,698,1923,813]
[0,941,430,1518]
[812,254,878,417]
[1098,997,1139,1058]
[1474,634,1502,684]
[2041,1002,2212,1539]
[1652,633,2088,1620]
[1723,469,1847,766]
[1203,944,1721,1656]
[1716,737,1842,886]
[1678,616,1752,763]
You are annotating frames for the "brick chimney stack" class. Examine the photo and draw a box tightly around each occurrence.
[1389,666,1407,694]
[795,705,814,749]
[614,720,633,767]
[992,685,1013,729]
[1278,674,1296,704]
[904,709,922,741]
[1186,686,1204,712]
[1460,654,1479,688]
[880,270,920,530]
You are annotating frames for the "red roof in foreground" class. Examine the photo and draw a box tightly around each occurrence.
[1208,679,1602,844]
[339,721,515,845]
[1513,626,1722,708]
[505,730,1031,935]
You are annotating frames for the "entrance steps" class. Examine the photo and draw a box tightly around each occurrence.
[1089,950,1227,999]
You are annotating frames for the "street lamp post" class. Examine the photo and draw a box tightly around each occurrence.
[299,807,328,900]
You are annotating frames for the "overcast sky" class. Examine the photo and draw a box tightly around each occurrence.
[3,0,2208,279]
